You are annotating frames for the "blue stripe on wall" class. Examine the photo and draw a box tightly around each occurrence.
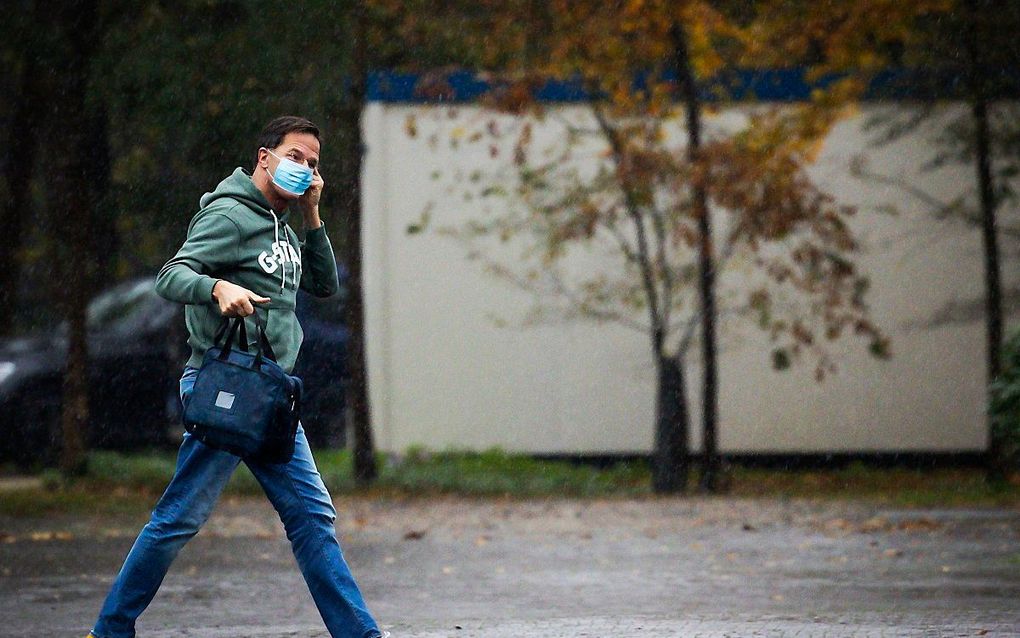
[366,67,999,104]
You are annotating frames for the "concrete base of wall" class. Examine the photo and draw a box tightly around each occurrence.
[531,451,990,470]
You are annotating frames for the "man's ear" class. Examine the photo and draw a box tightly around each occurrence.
[257,147,271,171]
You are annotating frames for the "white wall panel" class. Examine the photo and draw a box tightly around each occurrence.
[361,102,1016,454]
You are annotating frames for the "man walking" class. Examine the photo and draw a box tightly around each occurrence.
[88,116,389,638]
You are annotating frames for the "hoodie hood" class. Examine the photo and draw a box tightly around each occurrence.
[198,167,301,293]
[199,166,292,224]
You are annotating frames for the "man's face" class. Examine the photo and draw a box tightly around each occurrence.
[260,131,321,199]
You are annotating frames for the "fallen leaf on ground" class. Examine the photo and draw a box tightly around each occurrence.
[859,517,890,533]
[29,531,73,542]
[895,518,941,532]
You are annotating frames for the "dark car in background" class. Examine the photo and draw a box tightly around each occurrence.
[0,274,350,468]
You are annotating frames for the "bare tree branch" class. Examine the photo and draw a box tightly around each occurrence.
[590,97,665,353]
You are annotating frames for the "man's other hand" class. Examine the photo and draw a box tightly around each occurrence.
[212,280,270,316]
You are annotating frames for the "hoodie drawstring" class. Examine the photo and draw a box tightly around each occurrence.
[291,227,301,289]
[269,209,301,291]
[270,209,285,291]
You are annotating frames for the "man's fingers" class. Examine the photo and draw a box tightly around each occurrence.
[244,288,271,303]
[216,283,269,316]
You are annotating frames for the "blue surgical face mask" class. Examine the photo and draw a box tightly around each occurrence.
[265,148,314,196]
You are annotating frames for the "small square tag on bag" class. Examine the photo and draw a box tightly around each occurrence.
[215,391,236,410]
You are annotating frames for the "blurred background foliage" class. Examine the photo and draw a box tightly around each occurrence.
[2,1,340,333]
[990,327,1020,468]
[0,0,468,331]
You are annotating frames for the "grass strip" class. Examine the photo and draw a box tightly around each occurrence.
[1,448,1016,517]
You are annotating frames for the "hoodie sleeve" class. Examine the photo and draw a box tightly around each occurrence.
[155,210,242,305]
[299,223,340,298]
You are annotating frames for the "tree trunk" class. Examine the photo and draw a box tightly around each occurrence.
[332,0,378,484]
[0,51,43,336]
[652,354,690,493]
[43,0,101,477]
[60,301,90,476]
[964,0,1007,482]
[672,21,722,492]
[85,103,117,286]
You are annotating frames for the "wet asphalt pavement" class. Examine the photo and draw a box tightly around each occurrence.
[1,494,1018,637]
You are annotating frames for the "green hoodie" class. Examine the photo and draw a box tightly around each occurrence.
[155,167,340,374]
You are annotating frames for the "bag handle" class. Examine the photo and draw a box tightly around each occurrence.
[250,309,279,367]
[214,311,278,367]
[213,316,246,350]
[215,315,249,360]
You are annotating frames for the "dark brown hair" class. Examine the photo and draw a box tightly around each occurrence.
[253,116,320,169]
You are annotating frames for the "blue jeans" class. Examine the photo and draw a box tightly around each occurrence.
[91,366,382,638]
